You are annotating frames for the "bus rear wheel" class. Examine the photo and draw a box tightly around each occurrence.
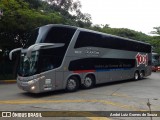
[82,75,95,89]
[139,71,144,80]
[134,71,139,80]
[66,76,79,92]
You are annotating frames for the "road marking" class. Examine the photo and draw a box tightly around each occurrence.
[65,112,111,120]
[97,100,146,111]
[0,99,147,111]
[0,98,152,120]
[112,92,131,98]
[87,117,110,120]
[78,90,131,99]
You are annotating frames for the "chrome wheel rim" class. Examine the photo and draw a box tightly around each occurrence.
[140,72,143,78]
[84,77,92,87]
[67,79,76,90]
[135,73,139,80]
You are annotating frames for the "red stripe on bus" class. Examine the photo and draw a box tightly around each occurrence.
[73,70,95,73]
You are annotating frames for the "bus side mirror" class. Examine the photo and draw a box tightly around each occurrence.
[9,48,22,60]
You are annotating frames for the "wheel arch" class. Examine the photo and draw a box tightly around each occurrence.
[140,70,145,76]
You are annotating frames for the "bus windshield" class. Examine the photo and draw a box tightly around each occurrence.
[18,47,64,77]
[18,25,77,77]
[18,51,39,77]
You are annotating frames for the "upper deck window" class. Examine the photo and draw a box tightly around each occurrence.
[74,31,151,53]
[24,26,76,48]
[43,27,76,45]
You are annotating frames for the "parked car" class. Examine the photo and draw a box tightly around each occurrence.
[152,64,160,72]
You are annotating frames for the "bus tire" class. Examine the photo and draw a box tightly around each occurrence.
[139,71,144,80]
[66,76,79,92]
[82,75,95,89]
[134,71,139,80]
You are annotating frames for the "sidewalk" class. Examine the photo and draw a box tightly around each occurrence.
[0,80,16,84]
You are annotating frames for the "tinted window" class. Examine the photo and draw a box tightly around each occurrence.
[41,27,76,66]
[38,47,64,73]
[74,32,102,48]
[74,31,151,53]
[38,55,62,72]
[44,27,76,45]
[69,58,135,71]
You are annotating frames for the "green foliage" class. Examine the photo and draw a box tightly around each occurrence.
[0,0,65,48]
[89,25,150,41]
[0,0,65,31]
[0,0,160,54]
[147,36,160,53]
[150,26,160,35]
[0,0,93,49]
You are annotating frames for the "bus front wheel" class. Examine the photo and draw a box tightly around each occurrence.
[66,76,79,92]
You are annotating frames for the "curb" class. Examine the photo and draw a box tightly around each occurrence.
[0,80,16,84]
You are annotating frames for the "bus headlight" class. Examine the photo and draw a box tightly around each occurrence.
[31,86,36,90]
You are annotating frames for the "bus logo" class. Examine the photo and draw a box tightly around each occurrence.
[136,53,148,67]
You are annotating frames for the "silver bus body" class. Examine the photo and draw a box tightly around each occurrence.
[10,24,152,93]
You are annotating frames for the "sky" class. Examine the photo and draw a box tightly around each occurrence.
[79,0,160,35]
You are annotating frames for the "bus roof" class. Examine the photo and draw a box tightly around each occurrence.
[40,24,151,46]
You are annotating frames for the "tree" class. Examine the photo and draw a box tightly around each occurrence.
[0,0,64,48]
[149,27,160,54]
[47,0,81,12]
[25,0,42,9]
[150,27,160,35]
[47,0,92,27]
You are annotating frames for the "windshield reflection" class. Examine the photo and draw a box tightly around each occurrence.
[19,51,39,77]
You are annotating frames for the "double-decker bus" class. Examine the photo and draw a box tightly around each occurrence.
[9,24,152,93]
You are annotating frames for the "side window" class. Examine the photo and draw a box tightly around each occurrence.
[74,31,103,48]
[74,31,151,53]
[68,58,135,71]
[106,36,120,49]
[38,48,64,72]
[74,31,126,49]
[39,55,62,72]
[44,27,76,45]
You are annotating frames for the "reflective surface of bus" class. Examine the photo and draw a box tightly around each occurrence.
[10,24,152,93]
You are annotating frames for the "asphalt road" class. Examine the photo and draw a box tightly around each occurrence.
[0,72,160,120]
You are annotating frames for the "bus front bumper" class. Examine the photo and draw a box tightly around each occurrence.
[17,76,44,93]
